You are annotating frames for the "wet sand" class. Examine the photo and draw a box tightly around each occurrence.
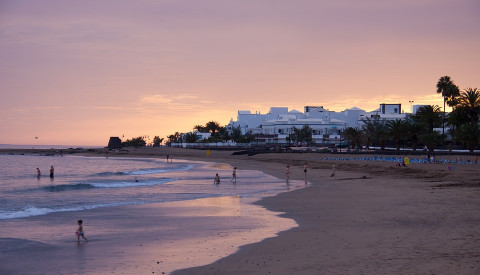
[0,196,297,274]
[2,147,480,274]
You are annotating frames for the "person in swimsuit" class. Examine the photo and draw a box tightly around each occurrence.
[285,166,290,182]
[214,173,220,184]
[49,166,54,179]
[232,167,237,182]
[36,168,41,178]
[76,220,88,243]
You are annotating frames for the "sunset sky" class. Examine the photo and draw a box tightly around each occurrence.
[1,0,479,146]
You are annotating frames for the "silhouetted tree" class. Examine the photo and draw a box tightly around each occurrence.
[122,136,146,147]
[184,132,199,143]
[387,119,408,151]
[153,136,164,147]
[437,76,460,135]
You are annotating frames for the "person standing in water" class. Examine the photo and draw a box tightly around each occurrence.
[36,168,41,178]
[49,166,54,179]
[232,167,237,183]
[285,165,290,182]
[214,173,220,184]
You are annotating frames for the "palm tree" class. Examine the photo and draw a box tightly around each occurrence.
[361,118,376,149]
[292,125,313,143]
[456,123,480,152]
[419,132,443,152]
[414,105,443,151]
[436,76,460,135]
[153,136,164,147]
[447,88,480,151]
[194,125,207,132]
[230,126,242,142]
[414,105,442,133]
[456,88,480,126]
[167,132,182,143]
[205,121,221,137]
[342,127,363,150]
[387,119,407,151]
[361,118,388,150]
[184,132,199,143]
[404,115,422,151]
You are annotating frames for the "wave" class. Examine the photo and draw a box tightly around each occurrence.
[91,171,125,176]
[0,202,141,220]
[91,165,193,177]
[125,165,193,175]
[91,178,177,188]
[41,178,177,192]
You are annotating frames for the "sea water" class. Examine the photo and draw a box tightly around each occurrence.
[0,154,289,220]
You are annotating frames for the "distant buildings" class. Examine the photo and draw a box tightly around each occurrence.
[226,103,418,144]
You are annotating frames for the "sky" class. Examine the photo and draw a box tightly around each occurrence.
[1,0,479,146]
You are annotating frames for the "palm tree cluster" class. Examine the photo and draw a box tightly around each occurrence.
[288,125,313,144]
[447,87,480,151]
[343,106,443,152]
[342,76,480,152]
[167,121,254,144]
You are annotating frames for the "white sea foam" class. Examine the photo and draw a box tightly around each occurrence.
[0,202,140,220]
[126,165,193,175]
[91,178,177,188]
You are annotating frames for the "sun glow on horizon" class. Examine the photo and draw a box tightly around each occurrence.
[1,0,478,146]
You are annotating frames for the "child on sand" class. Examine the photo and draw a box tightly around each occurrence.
[76,220,88,243]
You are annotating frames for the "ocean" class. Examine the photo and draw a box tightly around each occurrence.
[0,153,300,274]
[0,154,291,220]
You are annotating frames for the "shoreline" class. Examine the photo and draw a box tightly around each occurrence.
[0,196,298,274]
[2,148,480,274]
[0,151,304,274]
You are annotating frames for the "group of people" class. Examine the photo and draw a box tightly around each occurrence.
[36,166,55,179]
[214,167,237,184]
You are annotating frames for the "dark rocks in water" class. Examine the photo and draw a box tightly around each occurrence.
[108,137,122,150]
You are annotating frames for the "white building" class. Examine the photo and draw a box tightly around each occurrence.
[226,103,412,144]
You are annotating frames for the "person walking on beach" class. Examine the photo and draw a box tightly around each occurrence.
[214,173,221,184]
[303,163,308,179]
[232,167,237,183]
[36,168,41,178]
[330,165,336,177]
[166,154,169,162]
[285,166,290,182]
[49,166,54,179]
[76,220,88,243]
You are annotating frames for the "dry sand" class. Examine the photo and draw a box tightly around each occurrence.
[2,147,480,274]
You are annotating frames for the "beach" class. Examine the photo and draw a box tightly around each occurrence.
[1,147,480,274]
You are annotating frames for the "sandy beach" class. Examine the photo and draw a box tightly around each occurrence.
[2,147,480,274]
